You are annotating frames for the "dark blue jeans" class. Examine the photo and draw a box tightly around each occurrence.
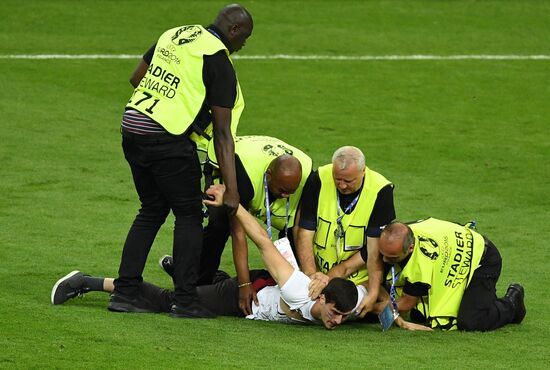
[115,129,203,305]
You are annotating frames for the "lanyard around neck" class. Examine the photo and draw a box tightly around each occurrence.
[389,265,399,313]
[264,172,290,239]
[336,190,361,221]
[334,190,360,259]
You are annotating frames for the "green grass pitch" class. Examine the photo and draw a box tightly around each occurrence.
[1,0,549,368]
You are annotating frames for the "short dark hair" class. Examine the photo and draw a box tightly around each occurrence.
[321,278,357,312]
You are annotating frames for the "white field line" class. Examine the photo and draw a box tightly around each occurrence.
[1,54,550,61]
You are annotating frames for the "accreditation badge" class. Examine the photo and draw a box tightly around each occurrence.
[379,303,399,331]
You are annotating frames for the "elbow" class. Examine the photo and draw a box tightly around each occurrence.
[345,267,356,277]
[214,127,233,143]
[398,298,417,313]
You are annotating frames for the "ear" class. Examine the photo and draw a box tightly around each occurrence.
[230,24,239,35]
[265,168,273,181]
[319,294,326,304]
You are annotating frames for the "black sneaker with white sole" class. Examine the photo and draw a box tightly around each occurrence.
[51,270,89,305]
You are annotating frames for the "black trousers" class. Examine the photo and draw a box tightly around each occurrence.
[137,278,242,316]
[114,130,203,305]
[137,270,272,316]
[198,204,231,285]
[457,238,516,331]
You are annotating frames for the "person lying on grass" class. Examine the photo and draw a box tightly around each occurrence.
[52,185,429,330]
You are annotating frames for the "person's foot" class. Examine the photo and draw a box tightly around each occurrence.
[169,301,216,319]
[108,291,158,313]
[159,255,174,278]
[51,270,89,305]
[505,283,526,324]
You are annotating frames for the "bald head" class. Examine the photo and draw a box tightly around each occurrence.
[379,222,414,264]
[213,4,253,53]
[266,155,302,199]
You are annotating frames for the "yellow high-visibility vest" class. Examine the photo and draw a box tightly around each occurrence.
[127,25,244,150]
[207,135,312,230]
[314,164,391,284]
[399,217,485,330]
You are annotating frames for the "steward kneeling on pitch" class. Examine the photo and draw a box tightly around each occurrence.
[378,218,526,331]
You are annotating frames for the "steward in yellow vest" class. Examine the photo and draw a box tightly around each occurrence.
[200,136,312,315]
[127,24,244,144]
[311,163,390,284]
[207,136,312,230]
[123,6,253,214]
[379,219,526,331]
[113,5,253,318]
[296,146,396,315]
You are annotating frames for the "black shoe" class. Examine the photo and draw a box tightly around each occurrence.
[169,301,216,319]
[159,255,175,278]
[505,283,526,324]
[108,291,158,313]
[51,270,89,305]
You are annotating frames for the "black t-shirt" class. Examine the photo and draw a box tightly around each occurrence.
[142,25,237,133]
[298,170,396,238]
[403,281,430,297]
[234,155,277,209]
[234,155,254,207]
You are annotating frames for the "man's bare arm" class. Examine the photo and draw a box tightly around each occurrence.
[397,292,419,313]
[395,316,433,331]
[308,252,365,299]
[129,59,149,87]
[204,185,294,286]
[211,106,239,214]
[231,216,258,315]
[394,292,432,331]
[355,237,383,317]
[327,251,365,279]
[366,237,383,302]
[295,227,317,276]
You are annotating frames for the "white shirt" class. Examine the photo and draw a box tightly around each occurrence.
[246,270,367,324]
